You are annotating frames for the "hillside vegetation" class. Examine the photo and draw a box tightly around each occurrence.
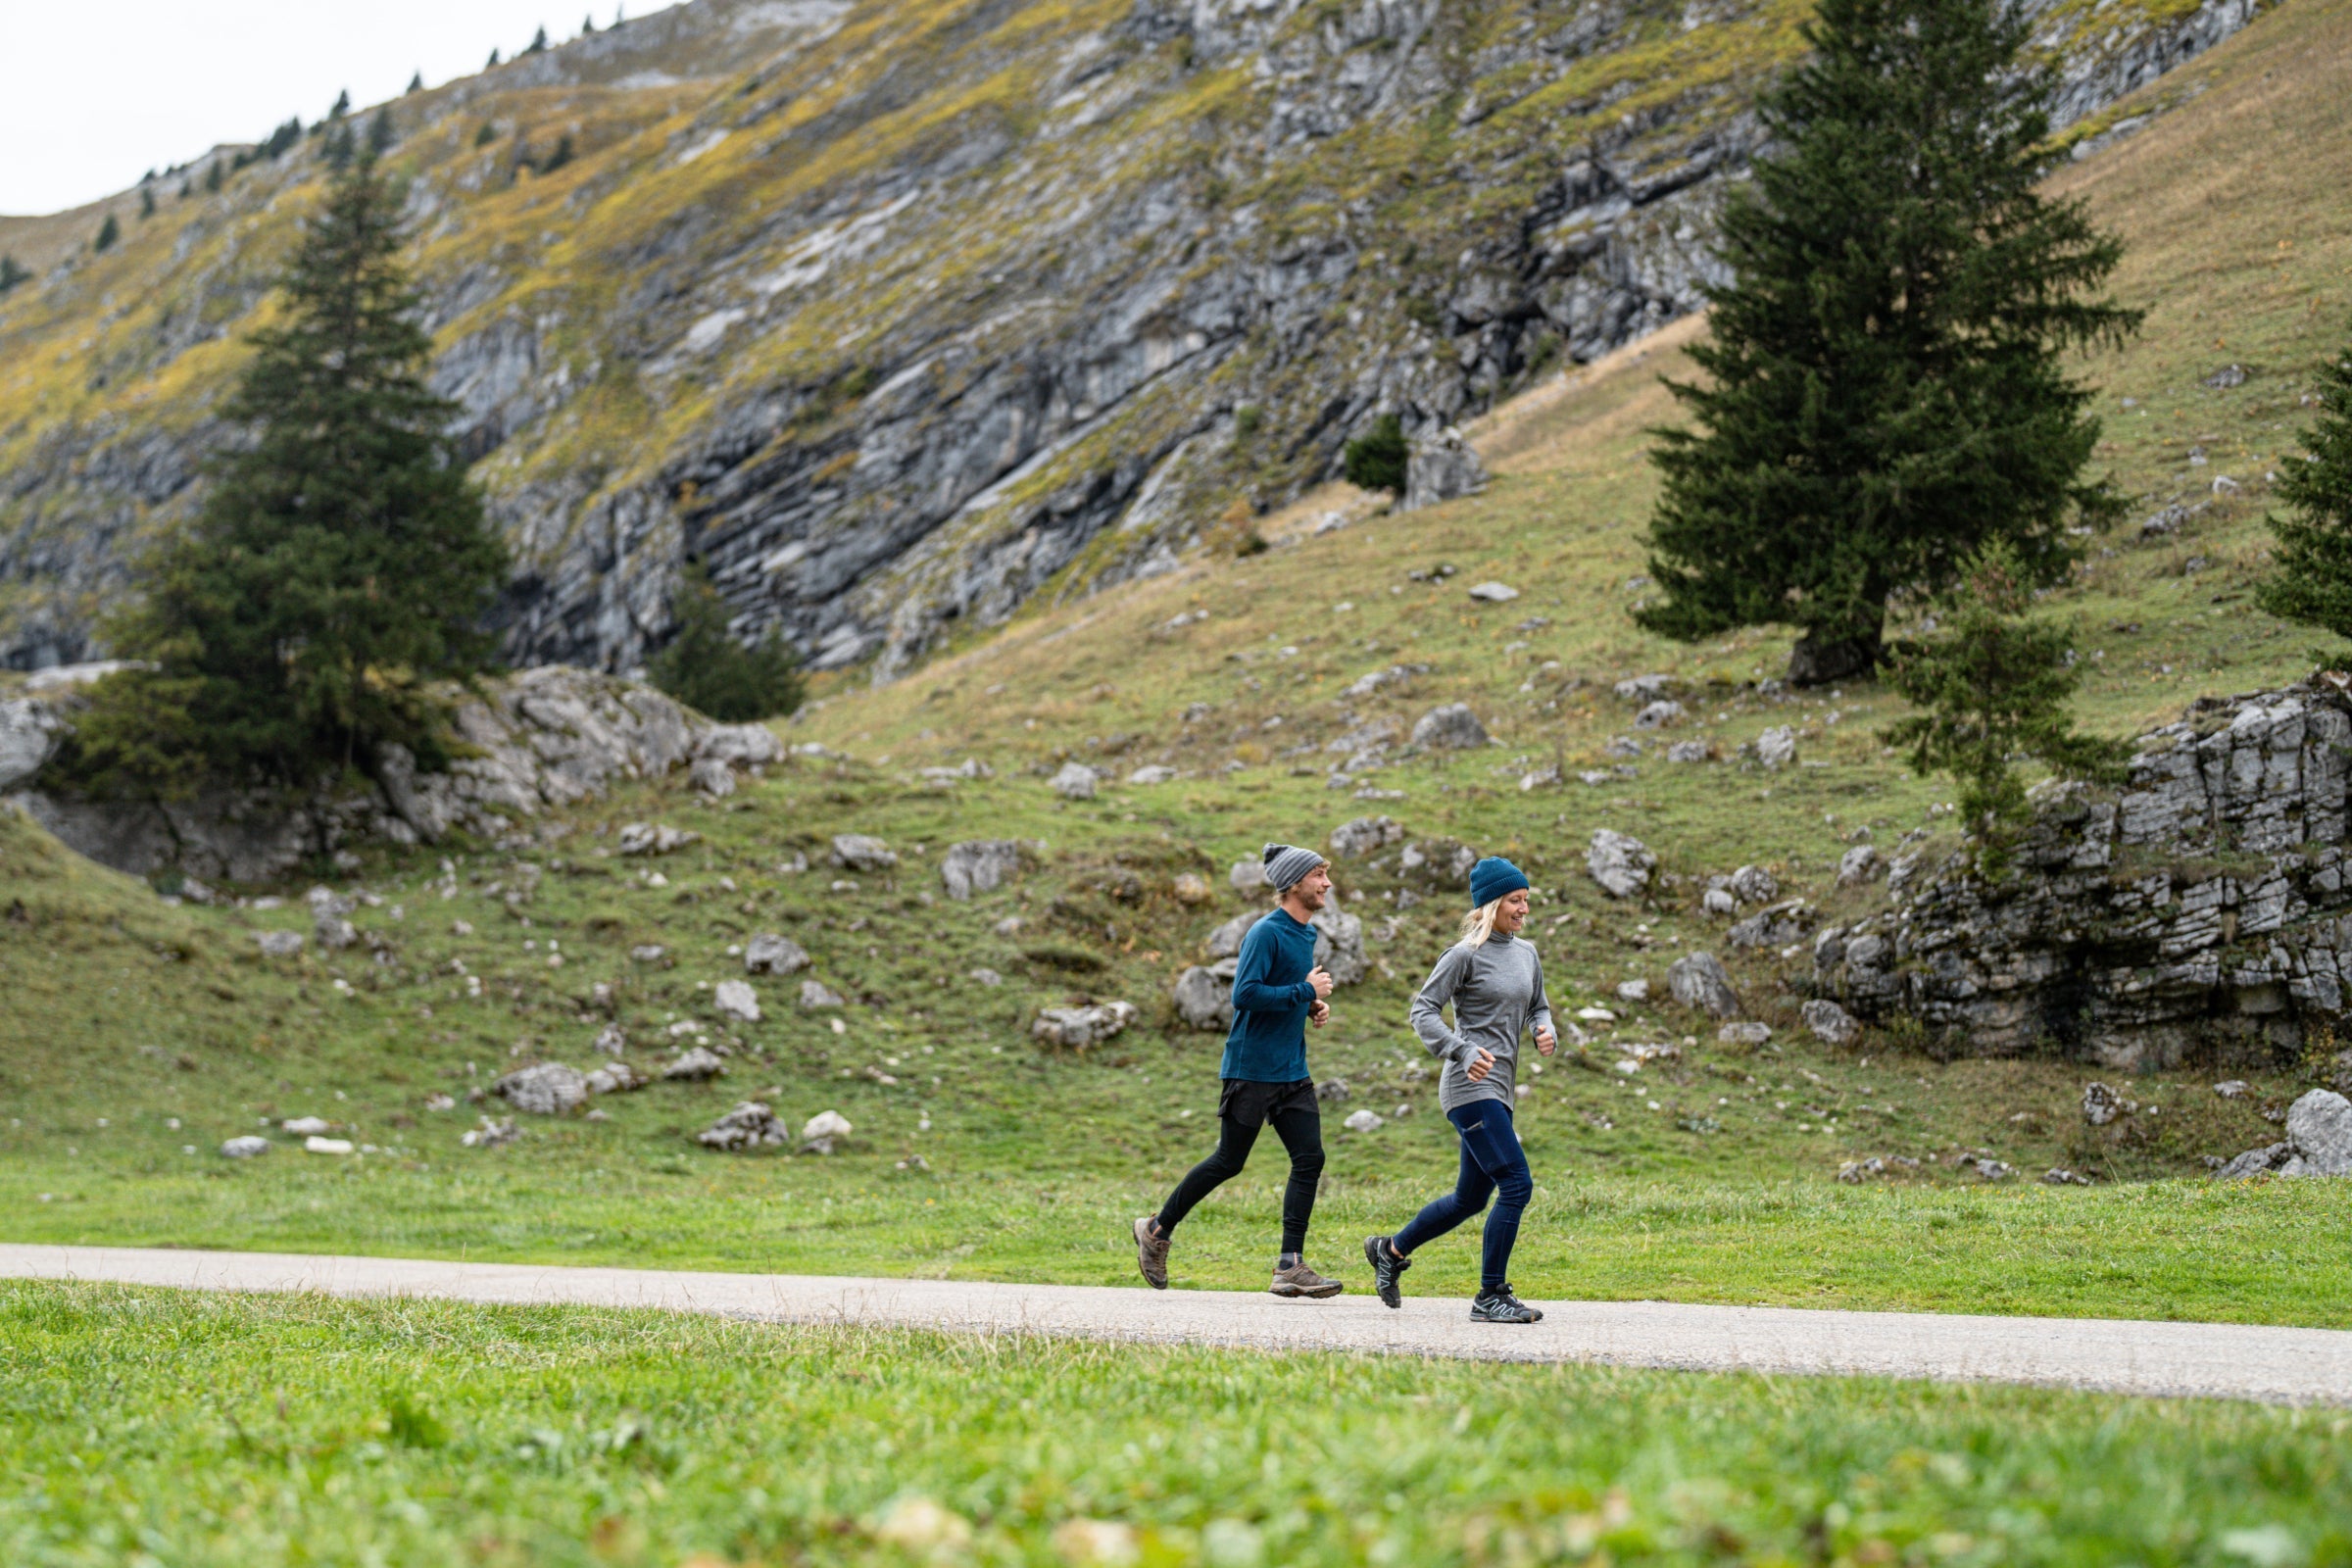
[0,0,2277,682]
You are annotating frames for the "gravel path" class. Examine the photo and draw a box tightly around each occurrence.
[5,1243,2348,1406]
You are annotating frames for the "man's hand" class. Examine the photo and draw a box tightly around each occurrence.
[1307,964,1335,1001]
[1308,1000,1331,1027]
[1463,1047,1496,1083]
[1535,1024,1556,1056]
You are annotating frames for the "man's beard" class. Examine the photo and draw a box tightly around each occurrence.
[1294,883,1328,912]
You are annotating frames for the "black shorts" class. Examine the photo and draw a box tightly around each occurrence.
[1218,1077,1319,1127]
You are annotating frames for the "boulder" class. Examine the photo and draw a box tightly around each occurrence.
[495,1062,589,1115]
[1205,911,1257,958]
[1667,952,1740,1017]
[1033,1001,1138,1049]
[1801,999,1859,1046]
[1728,865,1778,905]
[253,930,304,956]
[1633,701,1684,730]
[697,1102,790,1152]
[220,1135,271,1158]
[713,979,762,1023]
[697,723,782,766]
[1587,830,1655,899]
[1329,814,1403,858]
[462,1117,518,1149]
[2082,1081,2132,1127]
[830,834,896,871]
[1400,425,1489,511]
[1466,581,1519,603]
[1399,840,1479,885]
[1750,726,1796,769]
[1126,764,1177,785]
[689,757,737,797]
[1171,871,1213,904]
[744,932,810,974]
[1666,740,1715,764]
[1342,1107,1386,1133]
[1310,896,1368,987]
[584,1060,646,1095]
[1411,703,1490,750]
[941,839,1024,900]
[662,1046,727,1081]
[798,979,846,1008]
[1051,762,1100,800]
[1728,899,1811,950]
[801,1108,855,1154]
[1837,845,1884,887]
[2283,1089,2352,1176]
[2214,1141,2292,1181]
[281,1116,332,1136]
[618,822,701,856]
[1717,1021,1772,1047]
[0,699,63,791]
[1172,966,1234,1030]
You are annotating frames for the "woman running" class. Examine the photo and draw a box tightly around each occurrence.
[1364,855,1554,1323]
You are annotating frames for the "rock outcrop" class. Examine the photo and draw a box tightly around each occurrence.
[1815,679,2352,1069]
[5,664,774,883]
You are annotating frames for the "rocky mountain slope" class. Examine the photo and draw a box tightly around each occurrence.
[0,0,2276,684]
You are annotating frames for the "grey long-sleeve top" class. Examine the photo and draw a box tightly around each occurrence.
[1409,935,1553,1114]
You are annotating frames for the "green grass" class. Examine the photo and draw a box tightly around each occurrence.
[7,1279,2352,1567]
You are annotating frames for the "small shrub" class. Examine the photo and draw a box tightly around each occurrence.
[1343,414,1408,496]
[647,564,806,723]
[1233,403,1261,438]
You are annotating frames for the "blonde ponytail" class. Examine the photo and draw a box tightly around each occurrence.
[1457,897,1505,950]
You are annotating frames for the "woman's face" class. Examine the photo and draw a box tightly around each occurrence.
[1494,887,1531,934]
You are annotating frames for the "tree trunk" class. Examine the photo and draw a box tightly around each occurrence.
[1788,630,1881,686]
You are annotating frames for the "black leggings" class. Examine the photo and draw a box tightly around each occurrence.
[1155,1105,1326,1254]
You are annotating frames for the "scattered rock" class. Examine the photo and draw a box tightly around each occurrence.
[2082,1081,2133,1127]
[968,966,1003,986]
[253,930,304,956]
[1801,999,1859,1046]
[1837,845,1884,887]
[1126,763,1178,786]
[1586,829,1656,899]
[745,932,811,974]
[304,1135,354,1154]
[801,1108,854,1154]
[941,839,1024,900]
[830,834,897,871]
[1518,764,1561,792]
[1633,700,1684,730]
[280,1116,333,1136]
[1411,703,1490,750]
[1034,1001,1137,1049]
[662,1047,728,1081]
[1329,814,1404,858]
[1400,425,1489,511]
[797,979,845,1008]
[1666,740,1715,763]
[2041,1167,2093,1185]
[1205,910,1256,957]
[462,1116,518,1149]
[1229,858,1265,891]
[1748,726,1796,769]
[630,944,669,964]
[1702,888,1737,916]
[1616,979,1650,1003]
[496,1062,590,1115]
[617,822,700,857]
[1466,581,1519,603]
[712,979,762,1023]
[1171,871,1212,904]
[1728,899,1810,950]
[584,1060,646,1095]
[1728,864,1778,905]
[2214,1080,2249,1100]
[697,1101,790,1152]
[2215,1140,2293,1180]
[1717,1021,1772,1047]
[2203,363,2249,390]
[1051,762,1101,800]
[690,757,737,797]
[2282,1089,2352,1175]
[1667,952,1740,1017]
[220,1135,271,1158]
[1172,966,1234,1030]
[1310,896,1368,986]
[1972,1158,2015,1181]
[1398,839,1479,885]
[1613,675,1674,702]
[593,1022,627,1055]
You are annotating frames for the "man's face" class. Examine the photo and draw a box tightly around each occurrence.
[1289,863,1331,910]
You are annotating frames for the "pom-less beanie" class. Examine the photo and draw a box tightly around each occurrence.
[1262,843,1327,892]
[1468,856,1530,908]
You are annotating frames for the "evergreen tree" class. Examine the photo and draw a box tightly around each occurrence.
[368,108,396,157]
[526,25,550,53]
[1638,0,2139,685]
[486,47,502,67]
[538,133,575,174]
[2255,322,2352,649]
[64,153,509,800]
[262,117,302,159]
[205,160,224,193]
[474,121,500,148]
[1343,413,1408,496]
[321,122,359,171]
[139,188,156,220]
[582,13,596,32]
[0,256,29,295]
[93,215,120,253]
[328,88,350,119]
[407,71,424,93]
[647,566,805,724]
[178,178,193,199]
[1881,542,2127,863]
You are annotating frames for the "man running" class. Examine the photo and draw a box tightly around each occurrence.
[1135,843,1343,1298]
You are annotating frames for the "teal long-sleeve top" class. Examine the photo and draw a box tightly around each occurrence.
[1220,907,1318,1083]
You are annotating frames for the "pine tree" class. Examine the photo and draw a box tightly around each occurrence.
[368,108,396,157]
[64,153,509,800]
[582,13,596,32]
[178,178,193,199]
[0,256,29,295]
[1638,0,2140,686]
[486,47,502,67]
[647,566,806,723]
[1343,414,1408,496]
[526,25,550,53]
[93,215,120,253]
[2255,322,2352,649]
[407,71,424,93]
[1881,542,2127,864]
[321,122,359,171]
[328,88,350,120]
[474,121,500,148]
[538,133,575,173]
[139,188,156,220]
[205,160,224,193]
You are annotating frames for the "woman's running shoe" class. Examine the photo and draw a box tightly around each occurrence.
[1269,1259,1345,1298]
[1363,1235,1412,1308]
[1133,1216,1170,1290]
[1469,1286,1543,1323]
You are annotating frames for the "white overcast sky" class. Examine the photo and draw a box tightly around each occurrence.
[2,1,647,216]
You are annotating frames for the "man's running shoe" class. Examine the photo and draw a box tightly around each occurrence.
[1269,1259,1345,1298]
[1133,1216,1170,1290]
[1363,1235,1412,1309]
[1469,1286,1543,1324]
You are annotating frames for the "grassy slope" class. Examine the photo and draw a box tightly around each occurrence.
[4,0,2352,1334]
[7,1280,2352,1568]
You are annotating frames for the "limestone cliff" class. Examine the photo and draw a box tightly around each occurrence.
[0,0,2273,684]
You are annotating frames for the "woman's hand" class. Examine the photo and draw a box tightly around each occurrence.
[1308,1000,1330,1026]
[1464,1048,1496,1083]
[1535,1024,1556,1056]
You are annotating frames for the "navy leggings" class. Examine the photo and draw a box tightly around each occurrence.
[1392,1099,1532,1293]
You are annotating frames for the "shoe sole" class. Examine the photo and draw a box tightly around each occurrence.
[1363,1235,1401,1309]
[1269,1281,1345,1299]
[1133,1217,1167,1291]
